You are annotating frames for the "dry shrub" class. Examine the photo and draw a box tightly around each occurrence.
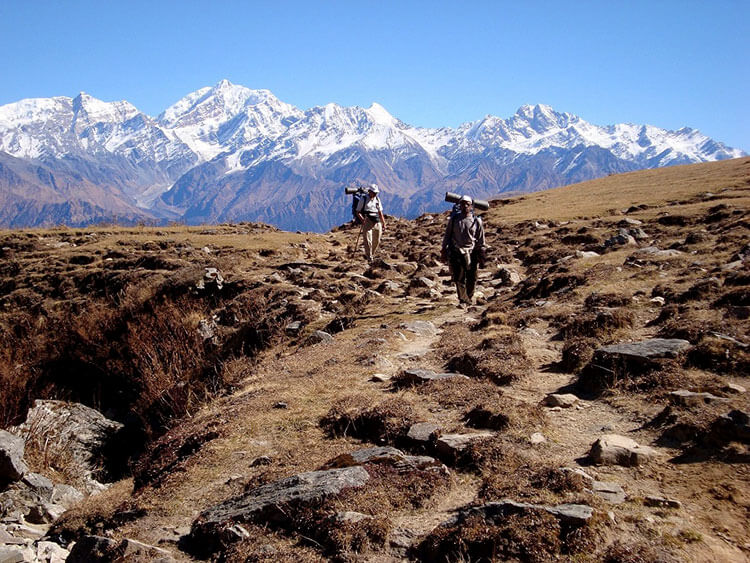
[480,462,587,505]
[320,397,418,444]
[463,396,546,434]
[445,329,532,386]
[132,423,220,490]
[221,525,325,562]
[419,511,562,562]
[584,292,632,309]
[416,378,503,410]
[46,479,136,544]
[602,539,678,563]
[560,337,597,373]
[688,336,750,375]
[557,308,635,341]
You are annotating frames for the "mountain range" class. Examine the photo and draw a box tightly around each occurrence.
[0,79,745,231]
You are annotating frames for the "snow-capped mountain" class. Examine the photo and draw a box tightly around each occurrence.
[0,80,744,230]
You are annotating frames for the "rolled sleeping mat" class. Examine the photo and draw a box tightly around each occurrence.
[345,186,361,195]
[445,192,490,211]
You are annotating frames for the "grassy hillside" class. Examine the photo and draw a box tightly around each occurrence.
[0,157,748,561]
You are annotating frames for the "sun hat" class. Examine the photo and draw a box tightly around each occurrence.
[460,195,472,204]
[368,184,379,194]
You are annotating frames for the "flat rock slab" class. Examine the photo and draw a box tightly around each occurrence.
[446,499,593,528]
[407,422,441,444]
[398,321,438,337]
[436,432,494,461]
[397,369,469,387]
[195,466,370,529]
[323,446,444,473]
[590,481,626,504]
[669,390,730,407]
[596,339,691,361]
[589,434,657,466]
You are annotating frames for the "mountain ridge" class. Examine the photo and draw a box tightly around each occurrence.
[0,80,745,230]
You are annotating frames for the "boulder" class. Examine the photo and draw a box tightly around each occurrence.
[588,434,657,466]
[711,410,750,443]
[11,400,123,493]
[0,431,28,483]
[644,495,682,509]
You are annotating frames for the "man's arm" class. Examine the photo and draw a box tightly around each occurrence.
[441,217,453,262]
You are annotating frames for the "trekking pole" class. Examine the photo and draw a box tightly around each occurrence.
[352,221,364,257]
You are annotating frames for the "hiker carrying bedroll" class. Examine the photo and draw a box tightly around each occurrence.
[355,183,387,262]
[441,195,486,306]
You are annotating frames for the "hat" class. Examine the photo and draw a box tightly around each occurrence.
[460,195,472,204]
[368,183,379,194]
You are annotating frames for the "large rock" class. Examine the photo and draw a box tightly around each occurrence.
[444,499,594,528]
[192,466,370,535]
[669,390,730,408]
[588,434,657,466]
[323,446,445,473]
[580,338,692,392]
[395,369,469,387]
[0,431,28,483]
[435,432,494,462]
[11,400,123,493]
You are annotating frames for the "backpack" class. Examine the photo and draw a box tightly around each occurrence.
[351,188,367,224]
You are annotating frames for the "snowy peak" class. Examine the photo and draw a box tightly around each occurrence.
[71,92,140,127]
[158,79,290,128]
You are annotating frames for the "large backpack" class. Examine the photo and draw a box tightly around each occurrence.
[351,188,367,224]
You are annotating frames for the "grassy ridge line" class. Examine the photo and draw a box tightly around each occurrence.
[490,157,750,222]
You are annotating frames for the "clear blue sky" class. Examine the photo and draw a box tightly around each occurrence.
[1,0,748,150]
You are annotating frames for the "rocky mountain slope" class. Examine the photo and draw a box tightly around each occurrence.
[0,157,748,561]
[0,80,745,231]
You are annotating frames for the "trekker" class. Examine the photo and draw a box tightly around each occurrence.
[441,195,486,306]
[355,184,387,262]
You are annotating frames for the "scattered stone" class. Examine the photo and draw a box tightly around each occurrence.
[435,432,494,461]
[21,473,53,498]
[50,484,84,509]
[668,390,730,408]
[711,410,750,443]
[25,502,67,524]
[542,393,580,408]
[285,321,303,335]
[530,432,546,445]
[722,383,747,395]
[618,218,643,227]
[576,250,601,259]
[636,246,683,258]
[196,267,224,290]
[407,422,441,445]
[604,231,636,247]
[0,430,28,483]
[650,296,666,305]
[334,511,373,524]
[250,456,272,467]
[597,338,691,361]
[67,535,175,563]
[644,495,682,509]
[306,330,333,345]
[273,402,288,409]
[398,320,438,337]
[197,318,218,342]
[590,481,626,504]
[588,434,658,466]
[494,267,521,286]
[36,541,70,563]
[370,373,390,383]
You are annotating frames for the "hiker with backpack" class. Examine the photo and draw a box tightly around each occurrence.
[355,183,387,263]
[441,195,486,306]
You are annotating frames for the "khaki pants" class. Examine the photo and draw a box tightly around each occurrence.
[363,217,382,260]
